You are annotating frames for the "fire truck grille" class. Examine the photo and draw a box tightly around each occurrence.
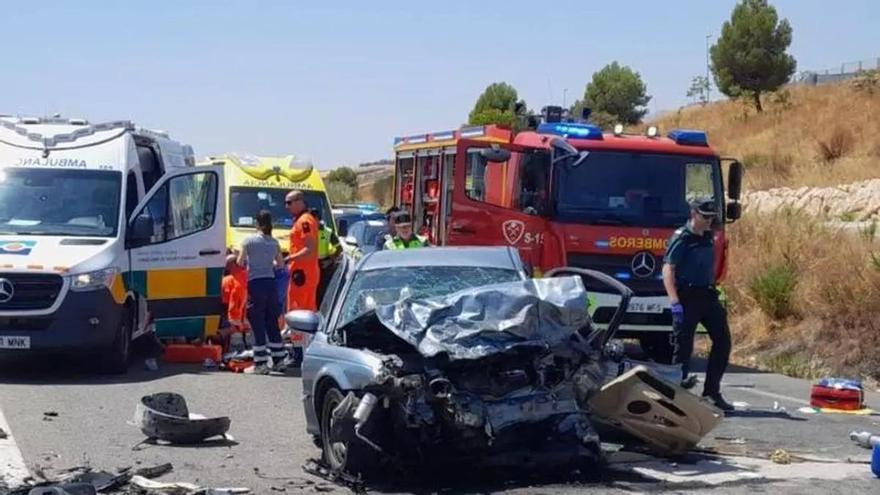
[592,308,673,326]
[0,273,64,311]
[566,253,667,296]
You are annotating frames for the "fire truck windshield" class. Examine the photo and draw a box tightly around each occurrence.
[552,151,721,228]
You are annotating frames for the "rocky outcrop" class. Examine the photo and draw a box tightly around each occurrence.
[743,179,880,221]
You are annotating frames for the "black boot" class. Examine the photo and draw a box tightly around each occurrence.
[703,392,734,412]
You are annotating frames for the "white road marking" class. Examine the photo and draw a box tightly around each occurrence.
[0,405,30,489]
[731,386,811,406]
[614,454,868,486]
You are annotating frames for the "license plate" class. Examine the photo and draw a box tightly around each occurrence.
[627,301,666,314]
[0,336,30,349]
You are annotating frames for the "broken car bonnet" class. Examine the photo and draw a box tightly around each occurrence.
[369,276,590,360]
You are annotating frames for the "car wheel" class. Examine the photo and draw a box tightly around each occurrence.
[100,308,133,374]
[639,333,674,364]
[320,387,376,475]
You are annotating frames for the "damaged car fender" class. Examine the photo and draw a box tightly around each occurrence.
[302,331,392,436]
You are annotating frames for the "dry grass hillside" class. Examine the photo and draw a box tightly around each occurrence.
[651,77,880,381]
[651,77,880,190]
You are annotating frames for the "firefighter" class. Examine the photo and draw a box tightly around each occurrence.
[384,211,429,249]
[662,197,733,412]
[285,190,319,366]
[375,206,401,251]
[310,208,341,306]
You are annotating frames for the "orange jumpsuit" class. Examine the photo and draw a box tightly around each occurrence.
[287,211,320,312]
[222,268,249,331]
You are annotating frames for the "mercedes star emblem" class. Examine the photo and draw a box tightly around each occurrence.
[631,252,656,278]
[0,278,14,303]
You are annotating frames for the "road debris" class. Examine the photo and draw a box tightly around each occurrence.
[9,463,179,495]
[133,393,231,444]
[129,475,250,494]
[302,459,366,494]
[0,426,7,439]
[849,431,880,449]
[770,449,792,464]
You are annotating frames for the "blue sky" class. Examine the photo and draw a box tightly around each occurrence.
[1,1,877,168]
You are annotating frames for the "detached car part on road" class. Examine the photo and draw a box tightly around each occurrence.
[287,247,723,477]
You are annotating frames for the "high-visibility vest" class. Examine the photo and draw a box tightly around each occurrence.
[317,224,337,259]
[384,235,428,250]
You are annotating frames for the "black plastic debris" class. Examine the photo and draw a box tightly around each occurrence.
[133,392,231,444]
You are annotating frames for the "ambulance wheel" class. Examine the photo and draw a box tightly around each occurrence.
[320,387,376,476]
[100,308,133,374]
[639,333,674,364]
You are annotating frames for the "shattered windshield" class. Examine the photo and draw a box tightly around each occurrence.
[338,266,522,327]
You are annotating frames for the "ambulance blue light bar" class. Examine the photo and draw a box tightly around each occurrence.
[537,122,603,140]
[667,129,709,146]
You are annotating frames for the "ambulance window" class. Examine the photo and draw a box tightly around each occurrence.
[125,172,138,221]
[137,145,161,192]
[134,171,217,245]
[138,184,170,243]
[167,172,218,240]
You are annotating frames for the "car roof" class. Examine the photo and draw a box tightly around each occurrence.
[357,246,523,272]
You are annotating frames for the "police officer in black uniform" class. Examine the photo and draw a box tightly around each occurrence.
[662,197,734,412]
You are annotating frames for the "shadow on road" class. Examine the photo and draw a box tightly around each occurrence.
[0,339,215,385]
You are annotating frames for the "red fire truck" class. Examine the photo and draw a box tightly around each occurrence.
[392,117,743,362]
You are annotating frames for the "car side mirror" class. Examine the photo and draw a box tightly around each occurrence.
[726,202,742,222]
[127,215,153,248]
[344,236,359,247]
[727,160,743,201]
[284,310,320,334]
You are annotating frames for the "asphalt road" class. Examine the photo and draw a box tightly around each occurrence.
[1,347,879,494]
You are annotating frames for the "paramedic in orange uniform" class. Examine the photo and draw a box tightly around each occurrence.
[285,190,319,312]
[221,254,249,332]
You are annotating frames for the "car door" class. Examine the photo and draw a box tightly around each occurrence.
[127,166,225,340]
[446,140,561,274]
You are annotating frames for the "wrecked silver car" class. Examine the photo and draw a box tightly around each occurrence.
[288,247,720,476]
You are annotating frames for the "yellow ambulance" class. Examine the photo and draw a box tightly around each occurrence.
[200,153,334,253]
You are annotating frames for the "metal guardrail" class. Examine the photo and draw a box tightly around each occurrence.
[794,57,880,86]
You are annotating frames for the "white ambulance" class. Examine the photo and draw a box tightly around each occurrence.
[0,116,225,373]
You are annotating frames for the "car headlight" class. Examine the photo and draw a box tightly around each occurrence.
[70,268,119,291]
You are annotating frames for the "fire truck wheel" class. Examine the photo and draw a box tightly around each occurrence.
[639,333,674,364]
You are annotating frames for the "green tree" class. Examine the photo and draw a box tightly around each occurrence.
[325,180,356,204]
[687,75,711,105]
[571,62,651,126]
[468,82,526,129]
[325,166,358,190]
[711,0,796,112]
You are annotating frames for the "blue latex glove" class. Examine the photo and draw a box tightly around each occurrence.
[671,303,685,327]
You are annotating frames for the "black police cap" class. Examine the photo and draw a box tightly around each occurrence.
[392,211,413,225]
[689,197,718,216]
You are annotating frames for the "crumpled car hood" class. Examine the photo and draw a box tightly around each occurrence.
[366,276,591,361]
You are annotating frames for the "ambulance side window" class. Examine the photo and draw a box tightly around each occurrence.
[133,171,218,245]
[125,171,138,221]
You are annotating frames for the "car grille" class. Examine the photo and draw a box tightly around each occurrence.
[567,253,667,296]
[592,308,672,326]
[0,317,53,331]
[0,273,64,311]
